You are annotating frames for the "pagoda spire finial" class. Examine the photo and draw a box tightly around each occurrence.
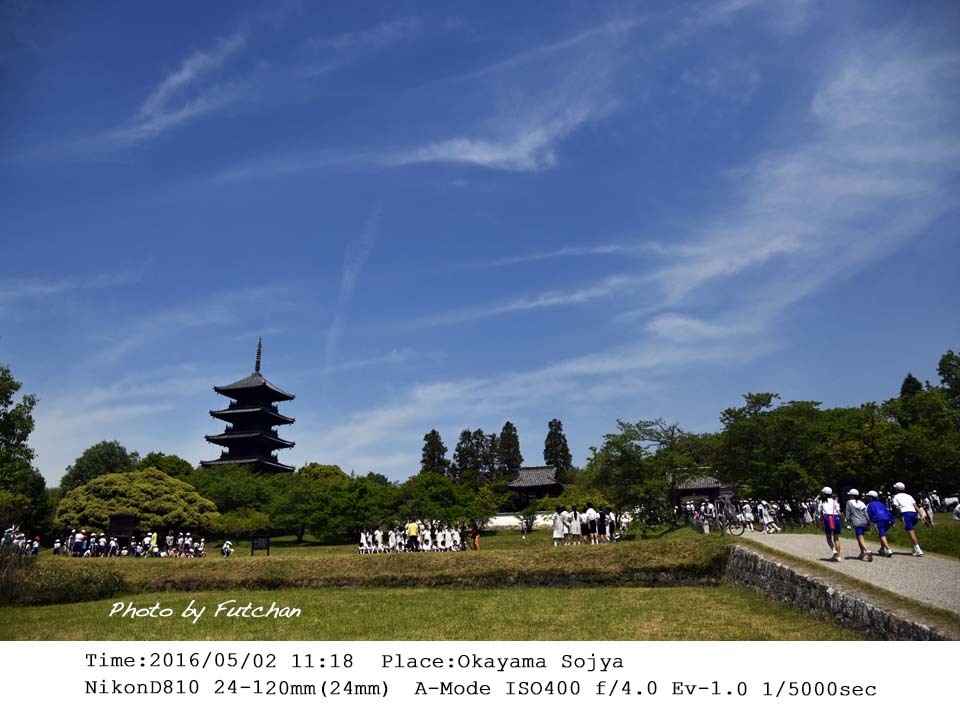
[255,337,262,374]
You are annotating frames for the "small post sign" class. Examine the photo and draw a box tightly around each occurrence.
[251,534,270,556]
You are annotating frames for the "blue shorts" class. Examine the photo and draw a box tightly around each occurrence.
[823,515,841,534]
[875,521,891,538]
[902,511,918,531]
[854,526,867,537]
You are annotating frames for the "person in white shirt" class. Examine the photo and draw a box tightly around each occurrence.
[819,487,842,562]
[741,502,755,532]
[552,506,565,547]
[759,501,781,534]
[844,489,872,561]
[891,482,924,556]
[563,507,577,546]
[584,502,599,544]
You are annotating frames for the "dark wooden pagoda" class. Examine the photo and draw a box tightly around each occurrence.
[201,338,295,473]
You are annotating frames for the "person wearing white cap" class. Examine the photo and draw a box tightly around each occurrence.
[844,489,871,561]
[819,487,842,562]
[759,500,780,534]
[891,482,924,556]
[864,491,894,556]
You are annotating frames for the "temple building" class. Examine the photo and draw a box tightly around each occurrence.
[506,466,564,509]
[201,339,296,473]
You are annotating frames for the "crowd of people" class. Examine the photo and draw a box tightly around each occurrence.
[0,528,40,556]
[676,482,937,563]
[550,503,621,546]
[357,521,474,553]
[52,529,208,558]
[818,482,928,561]
[2,484,951,561]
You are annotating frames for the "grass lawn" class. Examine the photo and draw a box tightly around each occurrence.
[0,586,862,641]
[25,530,730,597]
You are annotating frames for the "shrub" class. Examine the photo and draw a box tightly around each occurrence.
[0,553,126,606]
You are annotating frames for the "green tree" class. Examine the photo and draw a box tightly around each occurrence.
[187,464,274,514]
[56,468,218,532]
[496,421,523,481]
[465,484,507,529]
[584,420,678,527]
[900,373,923,399]
[717,394,826,499]
[269,473,323,542]
[0,365,50,533]
[937,349,960,409]
[544,418,572,476]
[297,462,349,482]
[396,471,470,523]
[420,429,449,475]
[211,508,271,538]
[61,440,138,494]
[136,451,193,480]
[452,429,479,484]
[0,365,37,465]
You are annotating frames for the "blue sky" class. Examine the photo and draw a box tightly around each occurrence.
[1,0,958,486]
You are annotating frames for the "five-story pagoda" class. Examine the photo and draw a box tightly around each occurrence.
[201,338,295,473]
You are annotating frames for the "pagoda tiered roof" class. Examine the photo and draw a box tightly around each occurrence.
[205,429,295,449]
[201,338,295,474]
[213,371,295,402]
[199,455,295,474]
[209,404,295,426]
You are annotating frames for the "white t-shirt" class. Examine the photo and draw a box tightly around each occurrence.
[893,492,917,512]
[820,498,840,516]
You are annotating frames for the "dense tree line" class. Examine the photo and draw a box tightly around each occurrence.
[1,350,957,541]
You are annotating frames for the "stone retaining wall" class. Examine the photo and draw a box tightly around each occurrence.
[723,545,946,641]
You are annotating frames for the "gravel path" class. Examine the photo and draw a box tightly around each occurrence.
[742,530,960,615]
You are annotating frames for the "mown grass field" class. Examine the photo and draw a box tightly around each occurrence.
[26,527,729,595]
[0,586,862,641]
[11,526,946,640]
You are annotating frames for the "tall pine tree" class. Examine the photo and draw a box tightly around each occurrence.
[900,373,923,399]
[497,421,523,481]
[544,418,572,476]
[420,429,449,476]
[453,429,477,483]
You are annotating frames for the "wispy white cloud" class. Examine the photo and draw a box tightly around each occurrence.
[295,347,443,380]
[321,208,381,393]
[383,100,613,172]
[211,14,635,180]
[297,332,769,478]
[81,15,430,153]
[31,366,220,483]
[95,286,294,364]
[637,36,960,319]
[101,31,249,147]
[0,270,142,304]
[305,16,423,53]
[462,242,667,268]
[392,274,634,330]
[303,31,960,478]
[0,270,143,321]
